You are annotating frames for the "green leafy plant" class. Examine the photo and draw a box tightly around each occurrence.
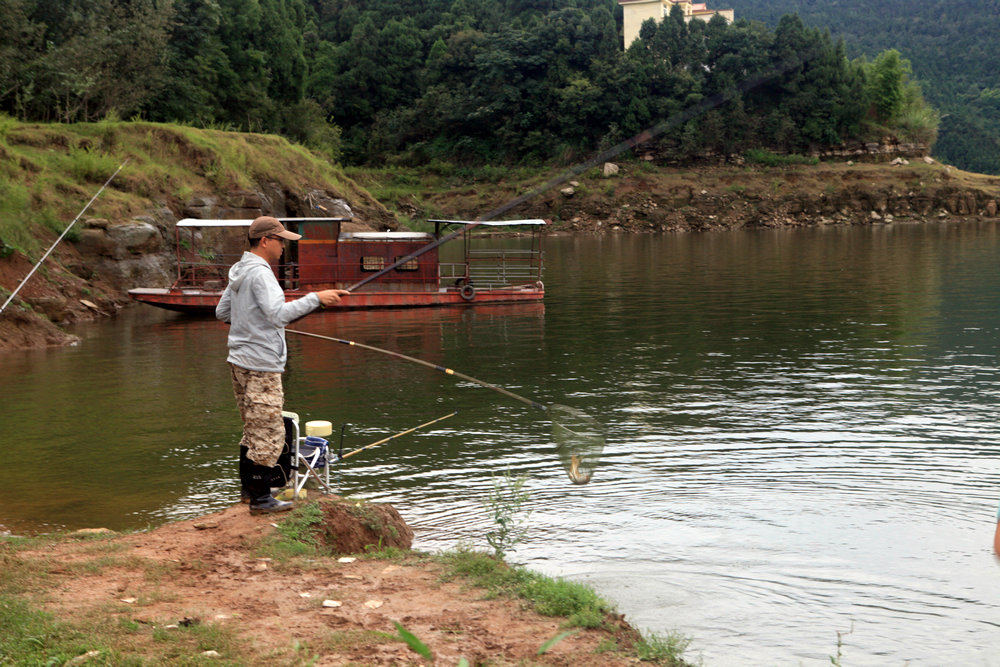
[634,629,691,665]
[393,621,433,661]
[484,470,532,560]
[538,629,578,655]
[830,623,853,666]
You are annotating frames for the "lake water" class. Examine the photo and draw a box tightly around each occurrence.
[3,224,1000,665]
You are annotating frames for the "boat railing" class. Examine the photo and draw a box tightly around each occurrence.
[439,248,543,289]
[173,254,299,291]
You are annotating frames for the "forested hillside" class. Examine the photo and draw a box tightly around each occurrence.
[0,0,935,167]
[729,0,1000,174]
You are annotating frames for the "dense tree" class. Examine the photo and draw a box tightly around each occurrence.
[0,0,940,169]
[727,0,1000,172]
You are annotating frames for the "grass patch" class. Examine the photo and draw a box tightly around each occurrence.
[0,592,251,666]
[257,501,328,560]
[744,148,820,167]
[635,629,692,666]
[0,118,367,259]
[437,546,611,629]
[436,546,693,665]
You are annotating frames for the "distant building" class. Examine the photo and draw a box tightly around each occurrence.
[619,0,735,48]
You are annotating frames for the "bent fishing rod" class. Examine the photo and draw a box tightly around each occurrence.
[0,159,129,317]
[338,45,821,295]
[286,328,549,413]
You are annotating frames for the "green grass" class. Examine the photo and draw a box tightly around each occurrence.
[257,501,327,560]
[0,592,251,666]
[0,116,364,260]
[433,546,692,665]
[744,148,820,167]
[438,546,612,629]
[634,629,693,666]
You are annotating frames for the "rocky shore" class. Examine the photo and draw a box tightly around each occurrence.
[2,155,999,354]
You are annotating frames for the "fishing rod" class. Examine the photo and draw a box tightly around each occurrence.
[287,328,548,412]
[336,44,822,295]
[338,411,458,461]
[286,327,605,485]
[0,159,129,317]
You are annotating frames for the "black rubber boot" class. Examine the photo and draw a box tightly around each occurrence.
[247,463,293,515]
[239,446,252,503]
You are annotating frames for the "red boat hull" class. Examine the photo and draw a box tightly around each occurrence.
[128,285,544,314]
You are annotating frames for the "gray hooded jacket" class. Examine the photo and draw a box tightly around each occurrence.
[216,251,320,372]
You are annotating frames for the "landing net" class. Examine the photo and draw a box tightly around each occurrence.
[549,404,605,485]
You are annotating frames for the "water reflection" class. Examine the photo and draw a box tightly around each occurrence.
[3,223,1000,664]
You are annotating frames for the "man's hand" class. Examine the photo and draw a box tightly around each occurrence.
[316,289,350,307]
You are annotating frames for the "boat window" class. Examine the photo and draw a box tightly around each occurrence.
[361,256,385,271]
[394,256,419,271]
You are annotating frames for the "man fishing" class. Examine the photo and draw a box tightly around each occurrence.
[216,216,348,514]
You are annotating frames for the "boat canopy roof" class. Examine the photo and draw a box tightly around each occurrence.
[342,231,433,239]
[427,219,546,226]
[175,217,350,227]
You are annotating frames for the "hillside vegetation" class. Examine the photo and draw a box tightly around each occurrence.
[0,119,392,349]
[729,0,1000,174]
[1,0,936,167]
[0,119,388,260]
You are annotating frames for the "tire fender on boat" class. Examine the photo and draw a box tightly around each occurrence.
[460,284,476,301]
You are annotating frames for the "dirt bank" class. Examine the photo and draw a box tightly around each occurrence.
[5,500,667,666]
[362,159,1000,235]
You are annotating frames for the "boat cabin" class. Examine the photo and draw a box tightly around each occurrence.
[129,216,545,313]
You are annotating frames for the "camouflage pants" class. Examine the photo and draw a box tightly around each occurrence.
[229,364,284,468]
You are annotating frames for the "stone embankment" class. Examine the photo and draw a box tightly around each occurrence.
[547,154,1000,234]
[0,188,381,351]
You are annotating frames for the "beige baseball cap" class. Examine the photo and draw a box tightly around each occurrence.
[248,216,302,240]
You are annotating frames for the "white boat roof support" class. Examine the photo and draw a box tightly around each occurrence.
[176,217,351,228]
[427,219,546,227]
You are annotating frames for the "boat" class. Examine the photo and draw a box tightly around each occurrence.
[128,217,545,314]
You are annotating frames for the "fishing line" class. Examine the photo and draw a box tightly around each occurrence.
[286,328,605,484]
[342,44,821,291]
[0,159,129,317]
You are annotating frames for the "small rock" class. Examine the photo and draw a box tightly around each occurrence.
[923,156,934,164]
[323,600,342,608]
[338,557,357,563]
[201,650,221,658]
[193,522,218,530]
[603,162,620,177]
[364,600,384,609]
[65,650,101,666]
[559,187,575,197]
[120,598,137,604]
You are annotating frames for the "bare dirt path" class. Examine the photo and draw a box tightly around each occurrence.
[20,504,647,666]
